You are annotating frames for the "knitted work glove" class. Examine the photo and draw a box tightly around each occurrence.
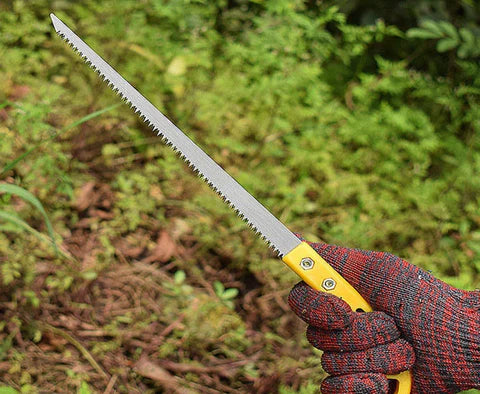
[288,242,480,394]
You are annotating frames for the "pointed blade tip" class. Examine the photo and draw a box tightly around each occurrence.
[50,13,62,32]
[50,12,300,256]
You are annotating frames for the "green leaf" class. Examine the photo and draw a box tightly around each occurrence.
[80,270,98,281]
[102,144,121,157]
[174,270,186,284]
[407,28,441,40]
[213,280,224,295]
[437,21,458,40]
[0,184,58,254]
[457,28,479,58]
[436,37,458,52]
[222,288,239,300]
[458,43,471,59]
[459,28,475,44]
[420,20,445,37]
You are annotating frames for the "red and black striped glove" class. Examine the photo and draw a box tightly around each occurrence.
[288,242,480,393]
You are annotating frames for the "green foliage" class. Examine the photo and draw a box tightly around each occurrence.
[408,20,480,58]
[0,387,19,394]
[77,382,92,394]
[279,382,319,394]
[1,103,120,176]
[1,0,480,391]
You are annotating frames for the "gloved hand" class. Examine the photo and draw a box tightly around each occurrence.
[288,241,480,394]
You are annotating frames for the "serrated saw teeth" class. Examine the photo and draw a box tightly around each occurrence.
[51,13,302,257]
[52,18,415,388]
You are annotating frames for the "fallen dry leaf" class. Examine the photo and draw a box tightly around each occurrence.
[75,181,96,211]
[143,231,176,263]
[8,84,31,101]
[0,109,8,121]
[88,208,115,220]
[75,181,114,212]
[134,357,193,393]
[114,237,145,258]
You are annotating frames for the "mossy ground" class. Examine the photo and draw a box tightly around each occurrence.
[1,1,479,392]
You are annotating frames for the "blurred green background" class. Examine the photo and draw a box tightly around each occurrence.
[1,0,479,392]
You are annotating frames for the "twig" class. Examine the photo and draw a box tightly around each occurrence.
[104,374,118,394]
[134,357,194,394]
[38,322,108,379]
[159,359,237,379]
[159,313,186,337]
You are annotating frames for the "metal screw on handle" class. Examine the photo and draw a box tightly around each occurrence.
[322,278,336,290]
[300,257,314,270]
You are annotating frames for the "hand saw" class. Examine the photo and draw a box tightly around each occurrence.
[50,13,412,392]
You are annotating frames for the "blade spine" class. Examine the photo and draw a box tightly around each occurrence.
[50,13,301,257]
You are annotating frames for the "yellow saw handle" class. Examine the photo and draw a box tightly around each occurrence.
[282,241,412,394]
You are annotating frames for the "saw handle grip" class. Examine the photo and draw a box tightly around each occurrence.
[282,241,412,394]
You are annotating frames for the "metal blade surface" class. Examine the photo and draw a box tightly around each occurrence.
[50,13,301,256]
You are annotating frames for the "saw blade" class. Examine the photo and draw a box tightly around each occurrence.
[50,13,301,257]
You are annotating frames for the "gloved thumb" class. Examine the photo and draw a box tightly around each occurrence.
[308,242,433,315]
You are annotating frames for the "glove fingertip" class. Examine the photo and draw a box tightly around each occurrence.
[322,338,416,376]
[288,281,353,329]
[393,338,416,371]
[321,373,389,394]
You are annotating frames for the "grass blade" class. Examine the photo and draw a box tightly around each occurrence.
[0,210,72,260]
[1,147,36,177]
[0,210,52,246]
[0,184,58,254]
[60,102,121,132]
[1,103,121,176]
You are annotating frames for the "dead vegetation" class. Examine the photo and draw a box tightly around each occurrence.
[0,147,323,392]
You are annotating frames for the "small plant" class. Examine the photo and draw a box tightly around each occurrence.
[213,280,239,309]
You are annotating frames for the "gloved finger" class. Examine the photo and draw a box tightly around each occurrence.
[304,241,436,315]
[307,311,400,352]
[321,373,389,394]
[288,281,353,329]
[322,338,415,375]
